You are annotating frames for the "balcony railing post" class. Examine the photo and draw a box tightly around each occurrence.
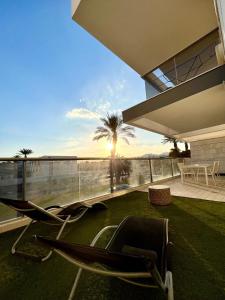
[148,159,153,183]
[174,57,179,85]
[110,158,114,193]
[17,160,22,200]
[170,159,174,177]
[22,160,26,201]
[16,160,27,218]
[78,162,81,201]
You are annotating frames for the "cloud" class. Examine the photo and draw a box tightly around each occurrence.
[65,76,129,123]
[79,78,127,116]
[65,67,145,128]
[65,108,100,120]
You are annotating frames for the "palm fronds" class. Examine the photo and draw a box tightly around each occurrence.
[93,113,135,155]
[18,148,33,158]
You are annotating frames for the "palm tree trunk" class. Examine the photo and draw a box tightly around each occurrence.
[110,135,117,192]
[110,156,114,193]
[110,147,116,193]
[173,141,178,151]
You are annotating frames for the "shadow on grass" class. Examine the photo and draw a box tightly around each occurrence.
[184,199,225,224]
[154,201,225,300]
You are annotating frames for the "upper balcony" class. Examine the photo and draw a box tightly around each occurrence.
[72,0,219,77]
[122,61,225,142]
[72,1,225,142]
[144,30,220,95]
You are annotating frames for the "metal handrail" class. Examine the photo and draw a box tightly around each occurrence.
[152,42,216,80]
[0,156,172,161]
[144,39,218,91]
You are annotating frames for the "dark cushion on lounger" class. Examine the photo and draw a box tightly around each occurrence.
[106,216,167,278]
[35,235,154,272]
[0,198,54,222]
[58,202,107,218]
[58,202,90,217]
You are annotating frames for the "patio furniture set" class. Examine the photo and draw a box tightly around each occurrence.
[177,161,220,186]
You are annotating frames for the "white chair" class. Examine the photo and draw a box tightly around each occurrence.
[197,161,220,185]
[177,162,196,184]
[214,161,220,178]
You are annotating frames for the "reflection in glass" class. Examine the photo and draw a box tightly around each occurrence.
[151,159,173,182]
[0,160,22,221]
[0,158,176,223]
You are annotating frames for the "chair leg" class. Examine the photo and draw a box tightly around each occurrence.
[11,219,35,256]
[41,215,71,262]
[165,271,174,300]
[194,173,196,182]
[151,264,167,293]
[68,268,83,300]
[181,172,184,184]
[11,216,71,262]
[212,174,216,185]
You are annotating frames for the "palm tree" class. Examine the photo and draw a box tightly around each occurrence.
[93,113,135,192]
[18,148,33,158]
[93,113,135,159]
[162,136,179,151]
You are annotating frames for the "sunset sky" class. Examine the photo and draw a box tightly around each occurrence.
[0,1,181,157]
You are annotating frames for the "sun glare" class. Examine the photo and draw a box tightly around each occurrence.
[106,143,113,151]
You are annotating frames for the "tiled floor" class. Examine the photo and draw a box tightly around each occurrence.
[141,176,225,202]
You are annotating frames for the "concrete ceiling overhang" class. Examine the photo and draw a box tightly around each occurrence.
[122,65,225,142]
[72,0,218,75]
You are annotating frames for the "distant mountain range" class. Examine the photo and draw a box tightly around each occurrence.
[142,152,169,158]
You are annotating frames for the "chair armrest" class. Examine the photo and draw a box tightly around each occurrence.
[45,205,62,211]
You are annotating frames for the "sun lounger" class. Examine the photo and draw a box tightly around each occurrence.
[0,198,107,261]
[35,216,173,299]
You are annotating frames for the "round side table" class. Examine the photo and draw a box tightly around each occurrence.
[148,185,171,205]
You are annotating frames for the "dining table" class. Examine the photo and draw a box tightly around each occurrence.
[185,163,213,186]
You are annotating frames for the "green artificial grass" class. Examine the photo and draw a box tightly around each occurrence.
[1,191,225,300]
